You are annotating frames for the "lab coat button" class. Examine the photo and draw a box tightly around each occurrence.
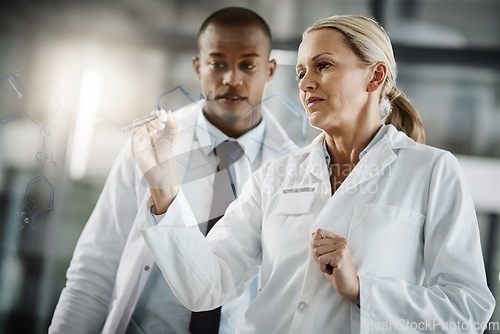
[297,301,309,313]
[144,265,150,271]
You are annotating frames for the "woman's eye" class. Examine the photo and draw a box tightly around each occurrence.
[318,62,331,70]
[296,72,305,81]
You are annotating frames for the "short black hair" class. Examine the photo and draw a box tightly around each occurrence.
[197,7,272,49]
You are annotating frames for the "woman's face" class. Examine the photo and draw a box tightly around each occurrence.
[296,29,373,133]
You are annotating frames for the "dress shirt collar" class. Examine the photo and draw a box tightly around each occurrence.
[323,124,389,169]
[195,108,266,164]
[359,124,389,159]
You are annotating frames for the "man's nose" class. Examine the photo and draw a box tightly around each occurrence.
[222,68,243,86]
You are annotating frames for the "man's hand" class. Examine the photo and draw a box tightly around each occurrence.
[311,229,360,304]
[131,109,182,213]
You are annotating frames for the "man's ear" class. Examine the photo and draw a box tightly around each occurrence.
[367,62,387,92]
[192,56,201,80]
[267,58,277,81]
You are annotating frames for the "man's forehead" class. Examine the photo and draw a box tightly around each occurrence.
[199,24,270,49]
[200,23,265,37]
[198,42,265,58]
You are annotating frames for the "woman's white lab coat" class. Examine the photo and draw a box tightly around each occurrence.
[143,125,495,333]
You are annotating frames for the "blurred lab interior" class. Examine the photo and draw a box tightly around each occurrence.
[0,0,499,332]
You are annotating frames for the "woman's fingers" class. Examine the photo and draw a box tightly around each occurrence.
[131,109,182,190]
[312,244,338,260]
[316,228,341,239]
[311,230,347,261]
[310,228,360,303]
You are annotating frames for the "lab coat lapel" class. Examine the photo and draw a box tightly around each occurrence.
[339,125,416,193]
[340,138,397,193]
[301,133,330,182]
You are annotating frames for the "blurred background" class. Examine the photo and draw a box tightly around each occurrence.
[0,0,499,333]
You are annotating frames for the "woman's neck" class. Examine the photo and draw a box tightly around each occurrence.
[324,122,381,167]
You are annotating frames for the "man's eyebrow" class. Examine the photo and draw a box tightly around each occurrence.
[240,53,261,58]
[208,52,225,58]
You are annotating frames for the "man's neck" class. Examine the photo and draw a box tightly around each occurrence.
[202,110,263,139]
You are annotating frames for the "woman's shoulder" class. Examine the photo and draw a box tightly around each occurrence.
[383,125,461,173]
[385,125,452,158]
[397,136,461,173]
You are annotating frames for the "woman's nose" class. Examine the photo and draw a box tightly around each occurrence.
[298,72,317,91]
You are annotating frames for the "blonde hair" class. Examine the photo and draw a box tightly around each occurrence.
[304,15,425,143]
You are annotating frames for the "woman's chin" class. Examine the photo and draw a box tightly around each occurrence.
[307,112,324,130]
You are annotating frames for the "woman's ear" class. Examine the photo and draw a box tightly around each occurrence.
[367,62,387,92]
[192,56,201,80]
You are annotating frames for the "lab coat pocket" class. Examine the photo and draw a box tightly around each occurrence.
[273,188,316,215]
[262,188,316,270]
[348,204,425,283]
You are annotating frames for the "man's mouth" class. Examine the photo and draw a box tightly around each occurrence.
[216,93,246,101]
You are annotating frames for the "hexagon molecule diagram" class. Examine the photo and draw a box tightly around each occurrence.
[22,174,55,225]
[0,73,25,125]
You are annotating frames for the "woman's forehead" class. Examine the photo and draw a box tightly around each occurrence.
[297,29,350,60]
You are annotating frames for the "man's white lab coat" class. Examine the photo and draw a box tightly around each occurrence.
[49,102,296,334]
[143,125,495,333]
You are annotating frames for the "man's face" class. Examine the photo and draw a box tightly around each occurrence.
[194,24,276,135]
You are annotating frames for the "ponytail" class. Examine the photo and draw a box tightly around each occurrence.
[384,87,426,144]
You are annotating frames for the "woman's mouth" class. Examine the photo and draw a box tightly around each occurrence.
[306,96,325,108]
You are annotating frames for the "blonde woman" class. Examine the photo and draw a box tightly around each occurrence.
[138,15,495,333]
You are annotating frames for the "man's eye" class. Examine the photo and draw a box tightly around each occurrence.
[241,63,256,70]
[210,62,224,69]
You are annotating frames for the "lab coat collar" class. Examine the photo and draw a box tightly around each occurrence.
[383,124,418,149]
[341,124,416,192]
[300,133,330,181]
[300,124,417,187]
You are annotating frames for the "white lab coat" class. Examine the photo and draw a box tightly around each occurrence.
[142,125,495,333]
[49,102,296,334]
